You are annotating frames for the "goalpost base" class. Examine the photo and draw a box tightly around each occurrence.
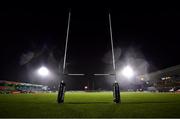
[57,81,66,103]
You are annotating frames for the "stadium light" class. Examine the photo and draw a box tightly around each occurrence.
[121,65,134,79]
[37,66,49,77]
[84,86,88,90]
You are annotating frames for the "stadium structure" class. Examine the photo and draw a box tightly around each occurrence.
[137,64,180,92]
[0,80,48,94]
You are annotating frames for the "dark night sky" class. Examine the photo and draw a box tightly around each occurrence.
[1,5,180,84]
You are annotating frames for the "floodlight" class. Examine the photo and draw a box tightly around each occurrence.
[121,65,134,79]
[84,86,88,90]
[38,66,49,77]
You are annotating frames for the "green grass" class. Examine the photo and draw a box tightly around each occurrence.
[0,92,180,118]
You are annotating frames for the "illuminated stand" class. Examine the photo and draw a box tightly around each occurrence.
[57,11,120,104]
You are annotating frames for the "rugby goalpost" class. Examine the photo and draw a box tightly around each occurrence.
[57,10,120,104]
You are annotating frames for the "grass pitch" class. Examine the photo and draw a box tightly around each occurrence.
[0,92,180,118]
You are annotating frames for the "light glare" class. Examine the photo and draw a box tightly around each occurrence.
[38,66,49,77]
[84,86,88,89]
[121,66,134,79]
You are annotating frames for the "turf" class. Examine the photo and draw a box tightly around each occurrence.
[0,92,180,118]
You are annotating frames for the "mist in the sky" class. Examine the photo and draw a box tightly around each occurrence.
[18,45,64,90]
[19,52,34,65]
[102,46,150,89]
